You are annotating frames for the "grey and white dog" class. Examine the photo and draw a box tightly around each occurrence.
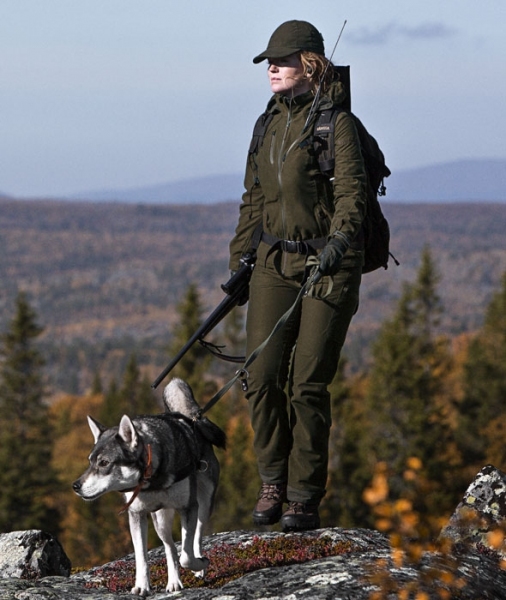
[73,378,226,595]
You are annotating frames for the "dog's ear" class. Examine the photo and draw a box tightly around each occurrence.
[87,415,106,443]
[118,415,138,449]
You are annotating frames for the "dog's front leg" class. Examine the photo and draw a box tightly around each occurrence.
[150,507,183,592]
[128,510,151,596]
[179,500,209,577]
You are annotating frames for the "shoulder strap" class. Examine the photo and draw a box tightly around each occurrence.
[313,108,391,196]
[248,112,274,155]
[312,107,343,175]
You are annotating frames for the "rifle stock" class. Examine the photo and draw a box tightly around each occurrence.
[151,260,253,390]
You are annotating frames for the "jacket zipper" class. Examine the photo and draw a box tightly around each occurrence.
[277,102,292,273]
[277,101,311,274]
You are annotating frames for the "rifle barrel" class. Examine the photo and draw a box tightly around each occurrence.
[151,280,247,390]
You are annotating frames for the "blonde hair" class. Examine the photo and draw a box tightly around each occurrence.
[300,51,335,94]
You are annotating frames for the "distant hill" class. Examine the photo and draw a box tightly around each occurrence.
[385,158,506,202]
[62,158,506,204]
[70,174,245,204]
[2,158,505,204]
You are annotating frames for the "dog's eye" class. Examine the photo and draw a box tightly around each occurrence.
[98,459,110,468]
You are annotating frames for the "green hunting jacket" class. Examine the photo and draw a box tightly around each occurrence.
[229,80,367,278]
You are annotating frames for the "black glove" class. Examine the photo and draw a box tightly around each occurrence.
[225,271,249,306]
[318,233,350,276]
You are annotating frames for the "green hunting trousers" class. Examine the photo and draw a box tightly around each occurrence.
[245,262,362,504]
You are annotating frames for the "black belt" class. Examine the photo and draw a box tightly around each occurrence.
[261,232,326,255]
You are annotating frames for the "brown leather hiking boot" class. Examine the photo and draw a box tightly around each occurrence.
[252,483,287,526]
[280,501,320,532]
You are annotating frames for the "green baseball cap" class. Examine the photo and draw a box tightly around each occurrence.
[253,20,325,64]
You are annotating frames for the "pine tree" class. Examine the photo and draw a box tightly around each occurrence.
[0,292,60,533]
[210,411,259,532]
[457,272,506,470]
[363,247,455,516]
[322,361,374,527]
[212,305,247,383]
[90,370,103,395]
[100,354,158,424]
[166,284,212,397]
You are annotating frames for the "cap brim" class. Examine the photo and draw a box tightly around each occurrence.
[252,46,301,64]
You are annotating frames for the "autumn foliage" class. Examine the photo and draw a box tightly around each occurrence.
[2,247,506,574]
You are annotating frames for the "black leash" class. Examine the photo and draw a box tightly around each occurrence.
[198,264,323,416]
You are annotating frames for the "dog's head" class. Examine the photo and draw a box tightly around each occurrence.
[72,415,144,501]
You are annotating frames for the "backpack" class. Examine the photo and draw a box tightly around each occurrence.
[313,107,394,273]
[249,66,397,274]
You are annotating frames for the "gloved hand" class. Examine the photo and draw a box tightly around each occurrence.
[225,271,249,306]
[318,233,350,276]
[233,272,250,306]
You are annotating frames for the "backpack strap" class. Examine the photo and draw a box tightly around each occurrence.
[312,107,343,176]
[248,111,274,155]
[313,108,392,197]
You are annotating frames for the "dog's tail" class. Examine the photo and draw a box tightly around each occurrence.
[195,417,227,450]
[163,378,201,420]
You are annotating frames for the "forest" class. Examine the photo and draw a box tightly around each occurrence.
[2,199,506,395]
[1,199,506,570]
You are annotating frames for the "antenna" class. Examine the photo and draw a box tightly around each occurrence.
[302,19,347,133]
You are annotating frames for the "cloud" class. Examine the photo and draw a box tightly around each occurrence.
[399,22,458,40]
[348,21,458,46]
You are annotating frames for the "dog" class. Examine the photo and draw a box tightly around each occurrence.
[72,377,226,595]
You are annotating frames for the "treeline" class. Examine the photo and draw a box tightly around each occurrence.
[1,247,506,570]
[3,200,506,396]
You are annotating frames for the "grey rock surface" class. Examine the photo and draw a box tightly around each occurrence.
[0,530,70,579]
[440,464,506,558]
[3,466,506,598]
[0,528,505,599]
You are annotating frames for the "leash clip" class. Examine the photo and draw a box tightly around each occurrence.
[236,368,249,392]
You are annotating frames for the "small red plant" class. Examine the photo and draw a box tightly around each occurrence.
[85,534,357,593]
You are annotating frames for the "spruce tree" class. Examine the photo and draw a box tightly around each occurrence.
[322,359,374,527]
[210,412,259,532]
[166,283,212,398]
[100,355,157,424]
[0,292,60,533]
[364,247,454,516]
[457,272,506,469]
[201,303,260,531]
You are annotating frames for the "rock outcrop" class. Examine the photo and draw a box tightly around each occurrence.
[439,464,506,559]
[0,530,70,579]
[1,466,506,599]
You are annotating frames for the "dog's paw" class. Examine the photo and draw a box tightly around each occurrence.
[166,578,184,592]
[130,585,151,596]
[193,568,207,579]
[180,554,209,574]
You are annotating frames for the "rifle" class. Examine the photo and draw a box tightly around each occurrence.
[151,253,255,390]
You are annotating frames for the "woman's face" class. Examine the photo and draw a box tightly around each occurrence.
[267,53,312,97]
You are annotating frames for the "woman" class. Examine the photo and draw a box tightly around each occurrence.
[228,20,367,531]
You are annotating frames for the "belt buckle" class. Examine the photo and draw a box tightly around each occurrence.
[283,240,297,253]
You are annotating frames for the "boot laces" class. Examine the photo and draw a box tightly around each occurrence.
[258,483,285,501]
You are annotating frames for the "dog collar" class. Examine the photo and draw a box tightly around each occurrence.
[119,443,153,515]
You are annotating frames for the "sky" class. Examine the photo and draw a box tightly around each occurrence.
[1,0,505,198]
